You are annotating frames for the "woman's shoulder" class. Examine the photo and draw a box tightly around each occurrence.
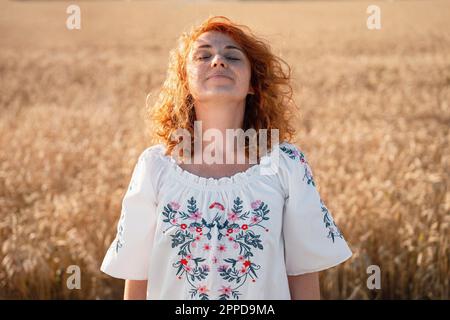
[132,144,168,172]
[273,140,314,193]
[278,140,306,162]
[142,143,166,158]
[267,140,305,166]
[136,142,171,161]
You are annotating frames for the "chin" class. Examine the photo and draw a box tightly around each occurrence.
[206,87,245,95]
[204,92,242,100]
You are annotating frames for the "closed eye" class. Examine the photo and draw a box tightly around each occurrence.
[197,56,240,61]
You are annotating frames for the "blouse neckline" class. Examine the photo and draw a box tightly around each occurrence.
[155,142,285,188]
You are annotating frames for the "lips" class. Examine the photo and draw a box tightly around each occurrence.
[207,74,232,80]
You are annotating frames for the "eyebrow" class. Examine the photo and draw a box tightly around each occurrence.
[194,44,244,53]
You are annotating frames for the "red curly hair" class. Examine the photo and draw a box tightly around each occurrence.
[146,15,299,162]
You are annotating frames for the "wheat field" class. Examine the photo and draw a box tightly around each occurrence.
[0,0,448,299]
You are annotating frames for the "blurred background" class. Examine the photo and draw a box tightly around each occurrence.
[0,0,448,299]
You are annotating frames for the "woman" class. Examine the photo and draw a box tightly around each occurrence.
[100,16,352,300]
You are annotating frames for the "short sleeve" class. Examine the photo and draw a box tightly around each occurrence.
[100,148,158,280]
[279,143,353,276]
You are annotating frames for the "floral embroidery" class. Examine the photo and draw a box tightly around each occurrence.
[209,202,225,211]
[281,144,345,243]
[112,212,126,253]
[321,199,344,243]
[161,196,270,300]
[280,145,316,187]
[115,156,141,251]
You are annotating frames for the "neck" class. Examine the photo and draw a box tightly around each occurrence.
[192,98,248,165]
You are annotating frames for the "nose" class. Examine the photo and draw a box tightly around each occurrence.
[211,54,227,68]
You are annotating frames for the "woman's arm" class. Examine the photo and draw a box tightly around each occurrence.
[124,280,148,300]
[287,272,321,300]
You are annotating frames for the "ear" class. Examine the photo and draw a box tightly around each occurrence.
[248,86,255,95]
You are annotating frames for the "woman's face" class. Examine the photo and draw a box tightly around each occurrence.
[186,31,254,103]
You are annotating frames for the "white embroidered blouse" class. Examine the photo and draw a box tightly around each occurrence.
[100,141,353,300]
